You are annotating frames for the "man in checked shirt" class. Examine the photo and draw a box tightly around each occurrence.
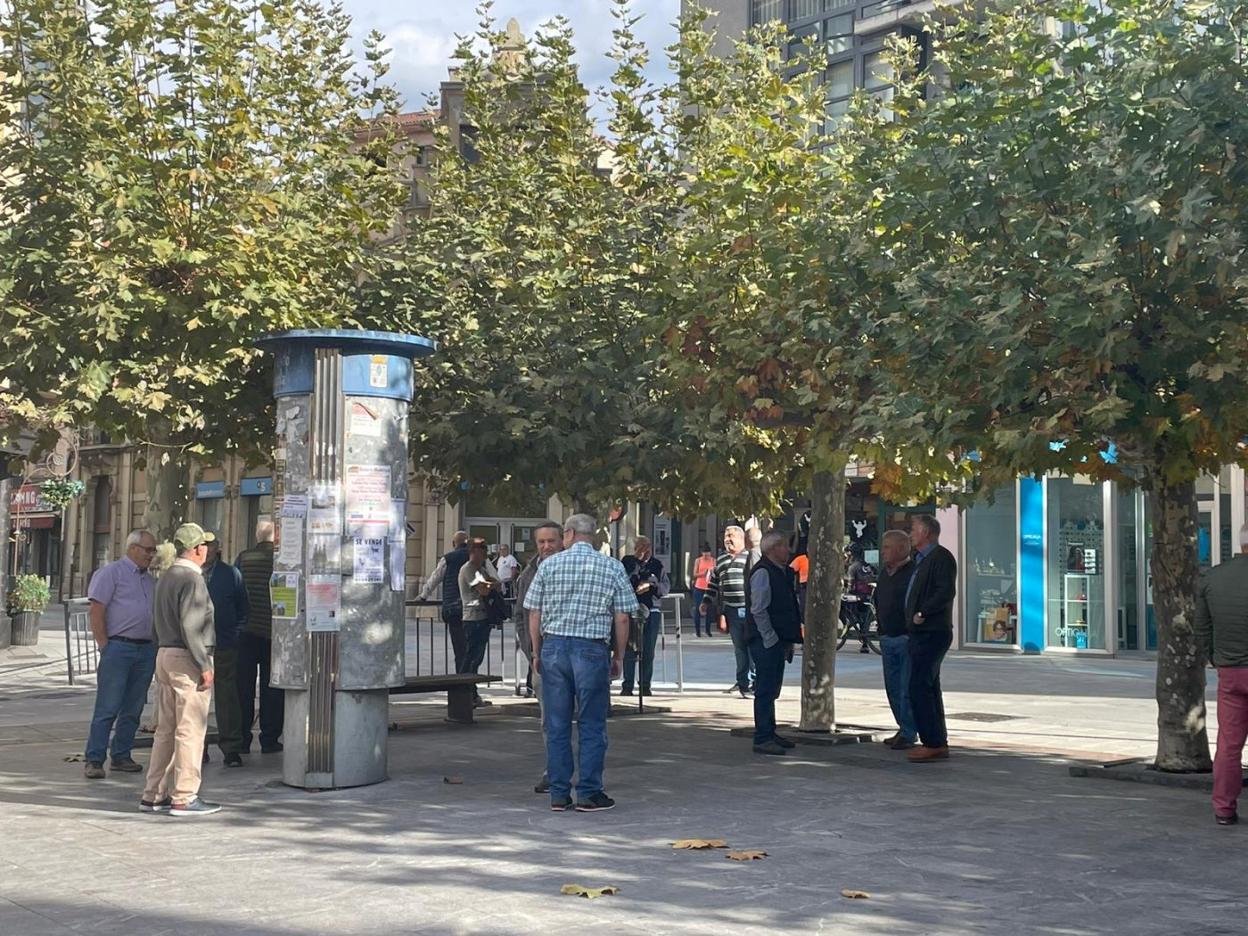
[525,513,638,813]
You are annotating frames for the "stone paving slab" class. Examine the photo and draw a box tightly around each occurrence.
[1,700,1245,936]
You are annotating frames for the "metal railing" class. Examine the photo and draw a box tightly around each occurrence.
[64,598,98,685]
[404,600,517,683]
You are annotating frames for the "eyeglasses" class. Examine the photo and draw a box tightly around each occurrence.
[133,545,157,555]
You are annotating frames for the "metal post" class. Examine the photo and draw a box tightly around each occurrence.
[63,600,74,686]
[671,593,684,694]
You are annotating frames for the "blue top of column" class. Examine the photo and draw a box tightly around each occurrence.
[255,329,437,400]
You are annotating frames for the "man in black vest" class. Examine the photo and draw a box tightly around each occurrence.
[904,514,958,763]
[745,531,803,756]
[418,531,471,675]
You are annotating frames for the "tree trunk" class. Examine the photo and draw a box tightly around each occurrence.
[800,465,846,732]
[141,445,191,542]
[1149,479,1212,772]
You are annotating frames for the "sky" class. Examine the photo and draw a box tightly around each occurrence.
[340,1,682,113]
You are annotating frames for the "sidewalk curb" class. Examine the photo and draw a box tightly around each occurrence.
[1068,758,1247,791]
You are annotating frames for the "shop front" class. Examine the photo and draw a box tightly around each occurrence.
[8,484,62,593]
[959,467,1247,656]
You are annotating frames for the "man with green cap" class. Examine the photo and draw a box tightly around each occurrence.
[140,522,221,817]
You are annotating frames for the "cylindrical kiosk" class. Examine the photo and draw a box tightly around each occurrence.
[254,329,436,789]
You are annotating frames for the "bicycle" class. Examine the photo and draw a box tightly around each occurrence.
[837,593,881,654]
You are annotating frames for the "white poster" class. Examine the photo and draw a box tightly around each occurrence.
[389,537,406,592]
[345,465,391,535]
[278,516,304,567]
[369,355,388,388]
[306,575,342,632]
[353,537,385,584]
[308,483,341,535]
[281,494,308,518]
[348,400,382,438]
[308,533,341,572]
[389,498,407,540]
[653,514,672,575]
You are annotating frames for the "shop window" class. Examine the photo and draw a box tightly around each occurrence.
[964,484,1017,644]
[1046,477,1107,650]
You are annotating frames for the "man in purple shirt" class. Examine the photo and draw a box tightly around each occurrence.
[83,529,159,780]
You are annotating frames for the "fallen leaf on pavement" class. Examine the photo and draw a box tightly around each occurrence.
[841,890,871,900]
[671,839,729,849]
[561,884,620,899]
[443,776,464,785]
[726,851,768,861]
[63,754,85,763]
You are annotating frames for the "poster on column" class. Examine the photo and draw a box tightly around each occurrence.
[269,572,300,620]
[352,537,385,584]
[306,575,342,632]
[278,515,304,567]
[308,483,341,535]
[344,465,391,536]
[389,498,407,592]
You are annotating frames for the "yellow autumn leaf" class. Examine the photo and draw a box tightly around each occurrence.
[726,851,768,861]
[841,889,871,900]
[671,839,728,849]
[560,884,620,900]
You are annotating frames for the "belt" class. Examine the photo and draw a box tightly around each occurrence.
[110,635,152,645]
[543,634,611,645]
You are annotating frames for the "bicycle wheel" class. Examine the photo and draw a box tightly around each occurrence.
[864,612,882,655]
[837,611,850,649]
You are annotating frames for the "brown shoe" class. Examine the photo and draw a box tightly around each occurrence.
[907,745,950,762]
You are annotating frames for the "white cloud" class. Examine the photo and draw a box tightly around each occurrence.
[341,0,681,113]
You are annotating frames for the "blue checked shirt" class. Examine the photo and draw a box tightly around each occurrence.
[523,541,639,640]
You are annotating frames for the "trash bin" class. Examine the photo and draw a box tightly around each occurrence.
[11,610,40,646]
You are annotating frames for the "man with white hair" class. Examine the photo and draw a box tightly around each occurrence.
[744,531,803,755]
[83,529,159,780]
[235,520,283,755]
[526,513,638,812]
[1196,522,1248,826]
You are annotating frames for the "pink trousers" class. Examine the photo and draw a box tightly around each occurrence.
[1213,666,1248,818]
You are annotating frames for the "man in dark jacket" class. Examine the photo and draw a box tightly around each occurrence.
[875,530,917,750]
[621,536,668,697]
[203,535,249,767]
[235,521,283,755]
[1195,526,1248,826]
[418,531,471,674]
[904,514,957,762]
[744,532,803,756]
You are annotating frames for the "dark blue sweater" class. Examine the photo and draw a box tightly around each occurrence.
[204,560,249,651]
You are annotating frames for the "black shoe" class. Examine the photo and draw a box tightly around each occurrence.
[551,796,573,812]
[739,688,753,699]
[859,645,871,654]
[881,732,901,746]
[110,757,143,773]
[534,778,551,795]
[1216,813,1239,826]
[619,687,634,697]
[772,735,796,749]
[138,797,172,814]
[575,792,616,812]
[753,740,787,756]
[890,737,917,751]
[224,753,243,768]
[473,698,494,708]
[640,687,653,697]
[260,743,284,754]
[84,761,106,780]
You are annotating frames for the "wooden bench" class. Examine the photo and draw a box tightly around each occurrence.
[389,674,504,724]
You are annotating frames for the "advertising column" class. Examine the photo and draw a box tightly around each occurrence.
[256,329,435,790]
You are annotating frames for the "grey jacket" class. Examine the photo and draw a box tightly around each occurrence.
[1195,554,1248,668]
[153,558,216,672]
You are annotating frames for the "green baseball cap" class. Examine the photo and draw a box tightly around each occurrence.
[173,522,216,552]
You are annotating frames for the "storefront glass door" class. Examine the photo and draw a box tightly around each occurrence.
[1046,477,1108,650]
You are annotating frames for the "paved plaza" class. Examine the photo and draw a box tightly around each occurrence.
[1,614,1245,936]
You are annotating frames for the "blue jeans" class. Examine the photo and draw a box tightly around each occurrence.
[880,634,917,741]
[85,639,157,764]
[622,608,661,691]
[540,636,611,802]
[747,635,786,745]
[726,607,754,690]
[691,589,707,635]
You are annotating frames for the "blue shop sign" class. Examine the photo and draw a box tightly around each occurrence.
[195,480,226,500]
[240,476,273,497]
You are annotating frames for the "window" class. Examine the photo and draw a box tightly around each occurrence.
[413,145,432,168]
[863,50,895,91]
[826,60,854,99]
[1046,477,1107,651]
[964,484,1018,645]
[751,0,784,25]
[791,0,822,19]
[825,13,853,56]
[787,22,821,60]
